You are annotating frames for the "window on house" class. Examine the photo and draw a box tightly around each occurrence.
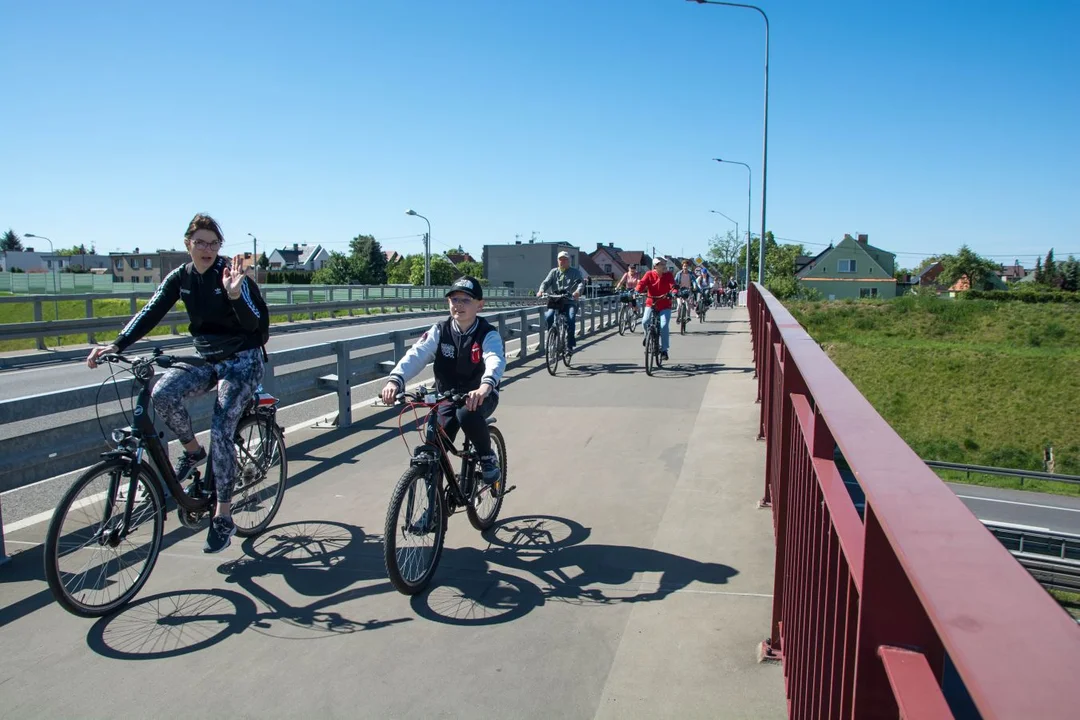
[839,259,856,273]
[144,258,152,269]
[144,276,152,283]
[859,287,878,298]
[115,259,123,270]
[604,264,611,273]
[129,258,139,269]
[131,277,140,283]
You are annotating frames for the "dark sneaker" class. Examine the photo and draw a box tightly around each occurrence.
[661,351,669,362]
[480,455,501,486]
[407,508,436,535]
[203,516,236,554]
[176,447,207,484]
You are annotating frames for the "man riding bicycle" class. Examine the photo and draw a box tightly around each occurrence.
[85,213,269,553]
[536,251,586,360]
[381,276,506,485]
[635,257,676,361]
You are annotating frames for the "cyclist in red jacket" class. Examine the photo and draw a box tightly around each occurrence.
[635,257,676,361]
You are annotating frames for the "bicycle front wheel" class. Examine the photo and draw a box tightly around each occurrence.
[618,307,628,336]
[231,414,288,538]
[467,425,507,531]
[545,327,560,376]
[645,331,656,376]
[44,459,164,617]
[384,465,446,595]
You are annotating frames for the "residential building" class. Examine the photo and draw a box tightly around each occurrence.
[231,252,265,273]
[483,240,579,290]
[446,251,476,266]
[590,244,628,279]
[267,243,330,272]
[917,261,946,289]
[109,250,189,285]
[796,234,898,299]
[948,273,1008,294]
[0,250,110,273]
[384,250,403,264]
[998,261,1028,283]
[578,254,613,294]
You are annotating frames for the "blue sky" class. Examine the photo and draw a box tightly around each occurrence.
[3,0,1078,270]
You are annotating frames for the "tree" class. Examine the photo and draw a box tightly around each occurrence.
[387,254,420,284]
[312,252,362,285]
[257,254,270,271]
[348,234,388,285]
[1063,256,1079,292]
[410,255,455,286]
[1,228,23,251]
[1043,249,1057,287]
[706,231,741,281]
[940,245,1001,291]
[454,260,485,280]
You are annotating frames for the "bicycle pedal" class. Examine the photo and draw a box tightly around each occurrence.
[501,484,518,496]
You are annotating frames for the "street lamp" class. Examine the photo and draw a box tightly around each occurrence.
[405,209,432,287]
[714,158,753,286]
[247,232,258,276]
[692,0,770,285]
[709,210,739,283]
[25,233,60,345]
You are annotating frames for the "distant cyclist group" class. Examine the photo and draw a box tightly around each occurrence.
[46,216,743,615]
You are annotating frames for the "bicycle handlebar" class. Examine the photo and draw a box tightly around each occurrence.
[101,351,208,369]
[394,385,467,407]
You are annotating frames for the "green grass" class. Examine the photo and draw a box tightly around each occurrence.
[786,296,1080,495]
[1048,589,1080,620]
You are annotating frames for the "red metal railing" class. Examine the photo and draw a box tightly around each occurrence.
[748,283,1080,719]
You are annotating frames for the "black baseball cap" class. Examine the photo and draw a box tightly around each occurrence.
[446,276,483,300]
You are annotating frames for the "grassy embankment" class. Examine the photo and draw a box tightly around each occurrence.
[785,295,1080,496]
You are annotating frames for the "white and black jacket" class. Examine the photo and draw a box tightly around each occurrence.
[388,316,505,395]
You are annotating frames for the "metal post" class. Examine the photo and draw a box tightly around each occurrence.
[33,301,45,350]
[333,341,352,427]
[696,2,769,285]
[714,160,752,286]
[406,210,432,287]
[0,494,9,566]
[85,298,95,344]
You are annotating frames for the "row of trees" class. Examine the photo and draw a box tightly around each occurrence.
[1032,249,1080,291]
[898,246,1080,293]
[311,234,485,286]
[707,230,807,298]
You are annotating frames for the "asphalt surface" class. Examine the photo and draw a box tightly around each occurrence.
[0,307,788,719]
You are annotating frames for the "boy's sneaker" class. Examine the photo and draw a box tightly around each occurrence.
[176,447,207,484]
[203,516,236,554]
[480,455,501,486]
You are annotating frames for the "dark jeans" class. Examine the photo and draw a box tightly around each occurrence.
[427,393,499,458]
[544,304,577,350]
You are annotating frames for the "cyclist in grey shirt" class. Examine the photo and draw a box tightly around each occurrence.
[536,251,587,357]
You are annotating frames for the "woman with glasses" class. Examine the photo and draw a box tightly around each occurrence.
[85,213,269,553]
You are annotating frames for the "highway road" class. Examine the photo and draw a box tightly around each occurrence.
[949,482,1080,535]
[0,310,484,401]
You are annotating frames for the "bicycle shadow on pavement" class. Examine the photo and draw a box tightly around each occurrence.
[642,362,751,378]
[409,515,738,626]
[86,520,409,659]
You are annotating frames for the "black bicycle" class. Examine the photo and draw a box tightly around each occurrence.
[543,293,574,375]
[383,386,511,595]
[43,349,288,617]
[675,288,692,335]
[696,291,710,323]
[643,295,670,376]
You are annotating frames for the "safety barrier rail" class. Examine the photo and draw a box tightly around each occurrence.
[0,295,620,563]
[747,282,1080,719]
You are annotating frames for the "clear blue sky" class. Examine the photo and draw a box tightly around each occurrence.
[4,0,1078,269]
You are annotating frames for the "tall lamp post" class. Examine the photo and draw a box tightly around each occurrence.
[713,158,753,286]
[405,209,431,288]
[691,0,770,285]
[709,210,740,283]
[25,233,60,343]
[247,232,258,278]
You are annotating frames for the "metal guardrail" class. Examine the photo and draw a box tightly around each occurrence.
[982,521,1080,594]
[0,293,535,350]
[747,283,1080,718]
[0,295,621,563]
[925,460,1080,487]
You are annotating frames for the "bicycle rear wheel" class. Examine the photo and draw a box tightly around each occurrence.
[231,414,288,538]
[467,426,507,531]
[545,326,560,376]
[44,459,164,617]
[618,307,629,336]
[384,465,446,595]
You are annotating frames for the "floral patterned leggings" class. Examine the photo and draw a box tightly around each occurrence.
[150,348,264,503]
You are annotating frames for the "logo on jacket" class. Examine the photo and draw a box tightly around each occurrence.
[440,343,455,358]
[471,342,481,364]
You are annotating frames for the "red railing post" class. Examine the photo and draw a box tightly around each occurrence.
[851,506,945,718]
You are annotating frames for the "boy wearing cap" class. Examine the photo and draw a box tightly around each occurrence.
[381,276,505,484]
[536,251,587,358]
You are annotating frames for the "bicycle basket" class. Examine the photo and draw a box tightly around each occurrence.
[678,288,691,298]
[618,292,633,303]
[547,296,571,311]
